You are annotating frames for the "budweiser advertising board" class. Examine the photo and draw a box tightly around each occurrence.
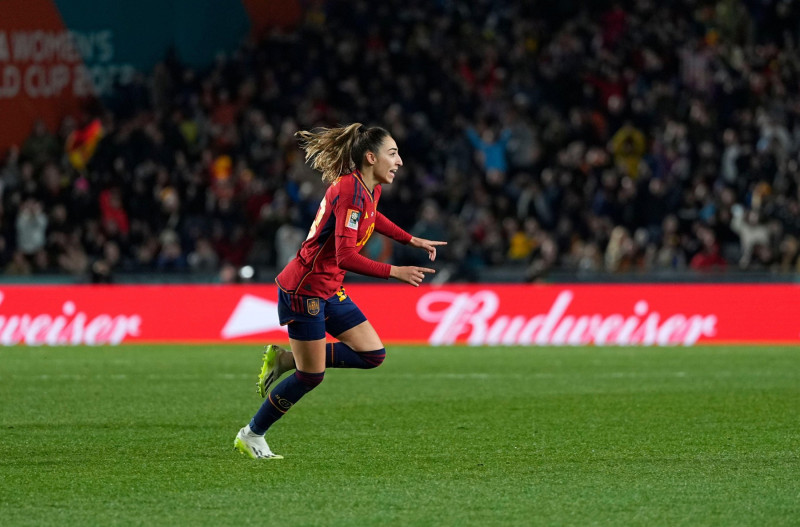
[0,284,797,346]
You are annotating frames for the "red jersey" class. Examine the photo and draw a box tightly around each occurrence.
[276,170,412,298]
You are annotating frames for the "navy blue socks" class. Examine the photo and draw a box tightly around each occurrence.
[325,342,385,369]
[249,370,324,435]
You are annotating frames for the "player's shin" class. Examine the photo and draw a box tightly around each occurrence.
[249,370,325,434]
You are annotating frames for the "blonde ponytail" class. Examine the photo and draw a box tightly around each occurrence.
[295,123,363,184]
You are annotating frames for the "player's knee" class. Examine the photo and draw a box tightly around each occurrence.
[360,348,386,369]
[294,370,325,391]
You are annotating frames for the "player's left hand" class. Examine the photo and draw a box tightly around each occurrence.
[409,237,447,262]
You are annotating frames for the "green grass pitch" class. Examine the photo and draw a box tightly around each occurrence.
[1,345,798,526]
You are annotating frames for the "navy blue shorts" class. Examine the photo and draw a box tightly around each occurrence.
[277,286,367,341]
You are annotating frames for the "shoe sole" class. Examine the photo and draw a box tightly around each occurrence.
[257,345,280,398]
[233,436,284,460]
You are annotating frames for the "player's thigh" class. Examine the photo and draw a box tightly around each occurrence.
[289,338,327,373]
[324,290,367,338]
[277,287,327,371]
[334,320,384,352]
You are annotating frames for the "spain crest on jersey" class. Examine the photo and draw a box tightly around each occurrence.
[306,298,320,315]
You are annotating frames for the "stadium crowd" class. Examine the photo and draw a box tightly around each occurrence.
[2,0,800,282]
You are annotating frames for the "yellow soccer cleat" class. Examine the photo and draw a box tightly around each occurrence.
[256,344,287,398]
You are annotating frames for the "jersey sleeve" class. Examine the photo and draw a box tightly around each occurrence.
[375,212,412,244]
[333,186,392,279]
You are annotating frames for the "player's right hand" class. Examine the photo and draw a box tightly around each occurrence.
[389,266,436,287]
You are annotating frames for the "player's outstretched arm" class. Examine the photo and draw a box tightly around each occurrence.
[408,237,447,262]
[389,265,436,287]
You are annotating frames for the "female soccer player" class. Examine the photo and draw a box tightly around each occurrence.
[234,123,446,459]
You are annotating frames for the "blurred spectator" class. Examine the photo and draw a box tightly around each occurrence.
[575,241,604,274]
[6,251,32,276]
[275,224,304,269]
[610,121,647,179]
[156,229,188,271]
[466,121,511,187]
[16,198,47,257]
[778,235,800,273]
[188,237,220,272]
[527,234,558,281]
[690,225,727,271]
[409,200,448,264]
[99,188,130,237]
[653,215,688,271]
[21,121,61,171]
[506,217,539,263]
[731,205,770,269]
[90,241,120,283]
[605,226,633,273]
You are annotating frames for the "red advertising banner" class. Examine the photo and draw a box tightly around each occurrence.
[0,284,797,346]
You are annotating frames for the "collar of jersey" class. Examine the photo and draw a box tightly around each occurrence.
[352,169,375,201]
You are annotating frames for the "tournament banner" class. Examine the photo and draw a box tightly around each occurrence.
[0,0,302,152]
[0,284,797,346]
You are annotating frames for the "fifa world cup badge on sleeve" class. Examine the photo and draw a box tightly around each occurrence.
[346,209,360,230]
